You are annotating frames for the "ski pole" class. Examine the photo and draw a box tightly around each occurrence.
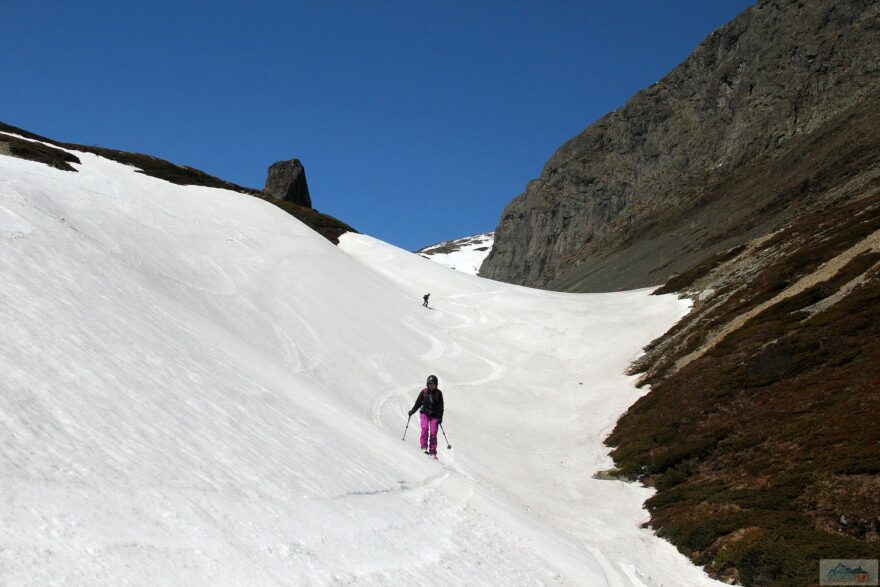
[402,414,412,441]
[440,423,452,449]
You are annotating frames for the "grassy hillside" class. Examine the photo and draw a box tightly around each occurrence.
[607,193,880,586]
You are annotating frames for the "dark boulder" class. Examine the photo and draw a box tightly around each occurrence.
[264,159,312,208]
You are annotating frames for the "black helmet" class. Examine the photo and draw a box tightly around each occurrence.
[426,374,438,386]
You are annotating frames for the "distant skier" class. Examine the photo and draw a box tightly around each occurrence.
[408,374,444,455]
[422,293,430,307]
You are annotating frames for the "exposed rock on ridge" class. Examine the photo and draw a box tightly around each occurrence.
[480,0,880,291]
[264,158,311,207]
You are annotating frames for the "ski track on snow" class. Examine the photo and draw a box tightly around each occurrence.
[367,288,616,583]
[350,245,716,586]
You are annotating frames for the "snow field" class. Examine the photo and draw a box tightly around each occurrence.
[0,143,720,585]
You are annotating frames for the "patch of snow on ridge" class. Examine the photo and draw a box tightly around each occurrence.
[417,232,494,275]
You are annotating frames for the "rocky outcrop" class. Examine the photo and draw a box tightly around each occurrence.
[264,158,311,208]
[480,0,880,291]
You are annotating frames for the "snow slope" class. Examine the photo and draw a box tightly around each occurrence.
[0,141,720,586]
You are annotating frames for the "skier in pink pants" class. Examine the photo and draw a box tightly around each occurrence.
[408,374,444,455]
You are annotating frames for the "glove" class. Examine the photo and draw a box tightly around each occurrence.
[408,409,416,417]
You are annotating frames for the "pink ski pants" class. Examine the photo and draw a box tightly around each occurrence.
[420,413,440,453]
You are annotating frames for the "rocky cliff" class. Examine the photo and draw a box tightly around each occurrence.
[480,0,880,292]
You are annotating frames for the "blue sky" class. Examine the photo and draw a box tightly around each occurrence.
[4,0,753,251]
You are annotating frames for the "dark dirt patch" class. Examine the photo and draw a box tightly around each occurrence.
[0,132,80,172]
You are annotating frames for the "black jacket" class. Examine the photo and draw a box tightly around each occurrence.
[410,387,444,420]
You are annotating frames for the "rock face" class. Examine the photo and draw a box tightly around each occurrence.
[264,159,312,208]
[480,0,880,291]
